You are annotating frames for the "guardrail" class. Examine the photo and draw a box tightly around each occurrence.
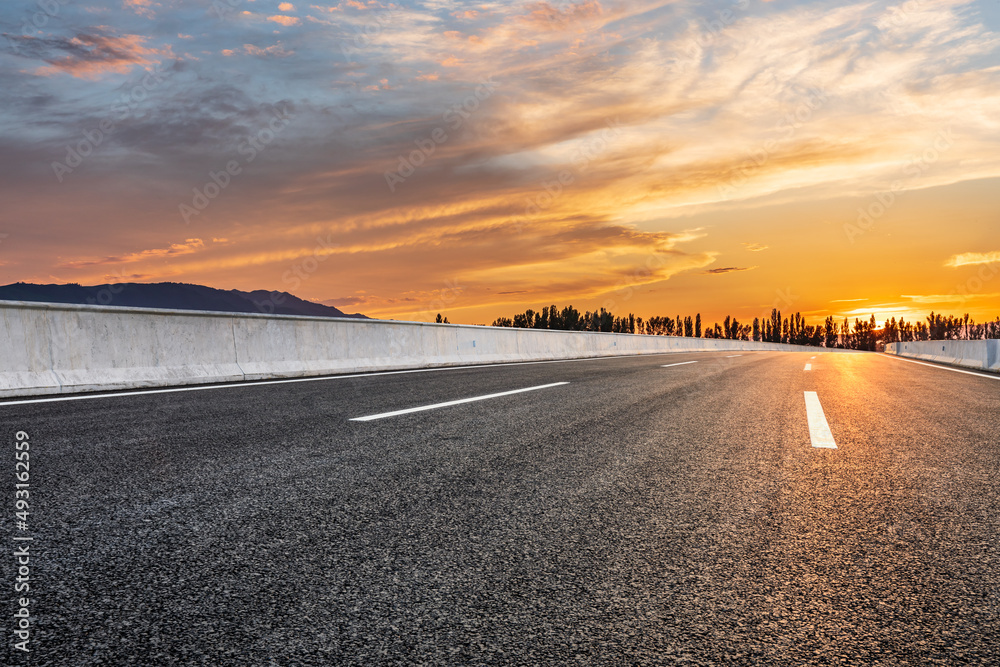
[885,340,1000,372]
[2,300,851,398]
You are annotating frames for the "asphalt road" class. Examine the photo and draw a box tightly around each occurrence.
[3,350,1000,666]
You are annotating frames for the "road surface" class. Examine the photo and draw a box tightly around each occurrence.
[3,350,999,665]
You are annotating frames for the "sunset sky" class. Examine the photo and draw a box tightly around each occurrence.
[2,0,999,326]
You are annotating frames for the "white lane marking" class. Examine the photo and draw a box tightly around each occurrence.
[882,354,1000,381]
[661,361,699,368]
[804,391,837,449]
[350,382,569,422]
[725,354,742,358]
[0,353,702,407]
[804,363,812,371]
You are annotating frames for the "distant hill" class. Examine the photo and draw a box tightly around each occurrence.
[0,282,368,319]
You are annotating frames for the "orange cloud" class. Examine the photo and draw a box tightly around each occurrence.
[365,78,392,91]
[124,0,157,18]
[59,239,206,269]
[267,15,301,26]
[518,1,603,31]
[34,33,165,80]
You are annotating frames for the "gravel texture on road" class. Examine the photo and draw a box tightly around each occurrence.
[3,351,999,665]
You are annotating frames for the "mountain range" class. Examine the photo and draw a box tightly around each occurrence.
[0,282,367,319]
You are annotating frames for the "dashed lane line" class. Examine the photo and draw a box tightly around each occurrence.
[350,382,569,422]
[804,391,837,449]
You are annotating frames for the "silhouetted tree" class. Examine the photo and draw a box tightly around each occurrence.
[486,304,1000,347]
[769,309,782,343]
[823,316,837,348]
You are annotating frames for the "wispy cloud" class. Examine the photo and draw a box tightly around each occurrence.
[123,0,158,19]
[945,251,1000,267]
[58,239,206,269]
[222,43,294,58]
[517,1,606,32]
[29,31,168,79]
[902,293,1000,304]
[704,266,757,275]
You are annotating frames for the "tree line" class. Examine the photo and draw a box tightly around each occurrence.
[476,304,1000,350]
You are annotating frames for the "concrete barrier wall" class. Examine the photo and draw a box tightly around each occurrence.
[885,340,1000,372]
[2,300,848,398]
